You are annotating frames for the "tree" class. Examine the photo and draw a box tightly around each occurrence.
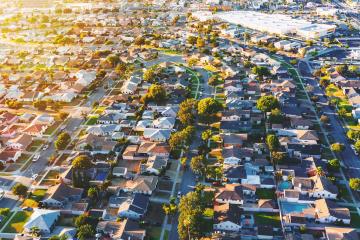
[143,67,156,82]
[72,155,92,170]
[59,112,69,120]
[256,95,280,112]
[178,99,197,126]
[5,100,22,109]
[180,157,187,169]
[328,159,340,171]
[349,178,360,191]
[55,132,71,150]
[190,155,207,175]
[337,108,347,118]
[207,75,218,87]
[30,226,40,237]
[144,84,167,103]
[163,203,177,217]
[134,36,145,46]
[316,166,325,177]
[269,108,283,124]
[251,66,271,81]
[201,129,212,142]
[271,151,287,164]
[33,100,47,111]
[187,57,198,67]
[12,183,28,199]
[320,115,329,123]
[196,37,205,48]
[266,134,280,152]
[178,190,211,239]
[115,62,128,77]
[77,224,95,240]
[347,130,360,141]
[330,143,345,153]
[354,140,360,154]
[87,187,99,201]
[187,36,197,45]
[319,77,330,87]
[197,98,222,117]
[169,126,195,150]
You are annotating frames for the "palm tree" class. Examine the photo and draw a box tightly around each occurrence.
[30,226,40,237]
[316,166,325,177]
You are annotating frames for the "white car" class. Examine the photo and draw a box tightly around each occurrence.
[31,174,38,180]
[32,153,40,162]
[351,145,358,155]
[42,144,49,150]
[177,191,182,198]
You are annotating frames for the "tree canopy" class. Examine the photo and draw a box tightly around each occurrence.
[55,132,71,150]
[256,95,280,112]
[350,178,360,191]
[266,134,280,152]
[72,155,92,170]
[12,183,28,199]
[178,98,197,126]
[197,98,222,117]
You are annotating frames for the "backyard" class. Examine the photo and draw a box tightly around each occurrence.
[254,212,281,228]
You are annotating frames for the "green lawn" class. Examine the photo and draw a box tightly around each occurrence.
[164,230,169,240]
[2,211,32,233]
[44,121,62,135]
[146,226,161,240]
[85,115,99,125]
[0,211,14,229]
[22,189,47,208]
[26,140,45,152]
[256,188,276,200]
[16,154,31,164]
[337,184,352,202]
[350,212,360,228]
[254,213,281,227]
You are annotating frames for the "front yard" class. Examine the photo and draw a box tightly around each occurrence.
[2,211,32,233]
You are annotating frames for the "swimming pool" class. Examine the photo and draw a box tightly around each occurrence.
[278,181,292,191]
[280,201,312,214]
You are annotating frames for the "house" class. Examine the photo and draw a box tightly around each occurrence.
[324,227,359,240]
[314,199,350,224]
[24,209,60,234]
[213,203,241,232]
[0,112,18,124]
[33,114,55,125]
[140,155,168,175]
[41,182,84,208]
[223,165,247,183]
[143,129,171,142]
[220,133,248,147]
[96,219,146,240]
[123,175,158,195]
[152,117,175,129]
[86,125,121,136]
[215,184,244,205]
[292,176,338,199]
[118,193,149,220]
[290,118,314,130]
[6,134,32,150]
[0,149,21,164]
[23,124,48,137]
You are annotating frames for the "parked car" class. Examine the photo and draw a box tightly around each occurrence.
[177,191,182,198]
[32,153,40,162]
[351,145,358,155]
[31,174,38,180]
[42,144,49,150]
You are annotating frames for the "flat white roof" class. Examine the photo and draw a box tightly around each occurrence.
[194,11,336,37]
